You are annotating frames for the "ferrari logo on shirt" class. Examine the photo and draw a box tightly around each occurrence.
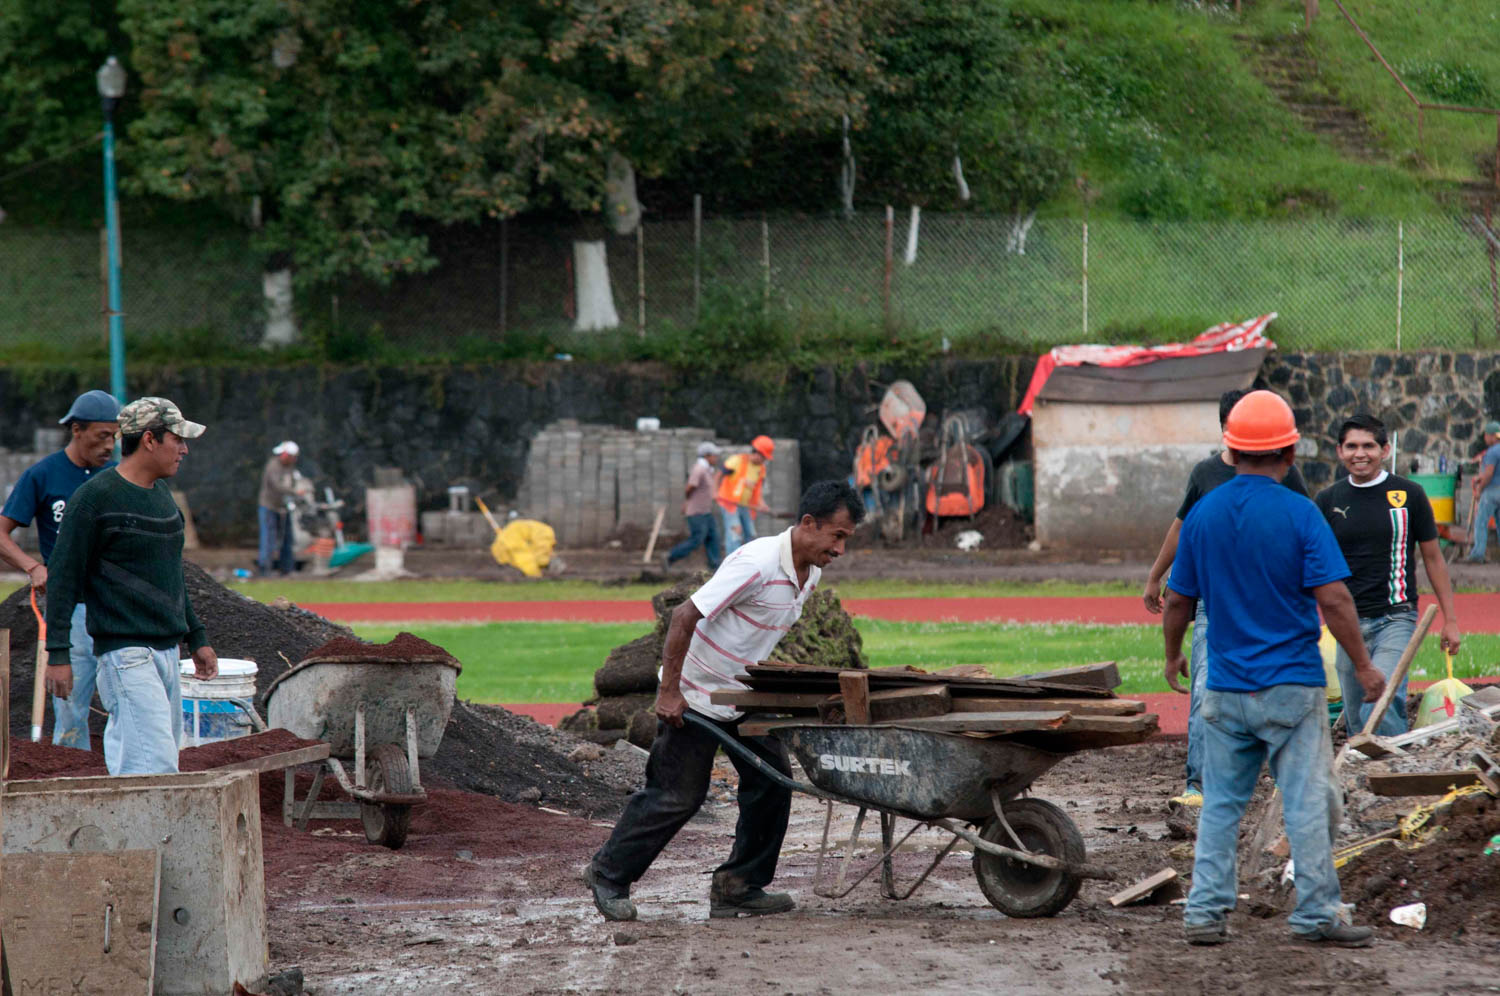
[1387,490,1407,509]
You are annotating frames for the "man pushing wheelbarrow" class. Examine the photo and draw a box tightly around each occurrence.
[585,481,863,921]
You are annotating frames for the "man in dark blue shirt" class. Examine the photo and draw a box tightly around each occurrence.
[1164,391,1384,949]
[0,389,120,747]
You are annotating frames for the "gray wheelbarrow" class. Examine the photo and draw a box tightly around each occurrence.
[684,712,1118,917]
[265,651,461,848]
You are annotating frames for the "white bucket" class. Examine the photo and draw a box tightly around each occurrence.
[180,658,258,747]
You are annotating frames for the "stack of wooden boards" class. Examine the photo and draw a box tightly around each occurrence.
[711,660,1158,752]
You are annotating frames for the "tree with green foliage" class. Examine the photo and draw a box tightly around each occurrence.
[116,0,878,284]
[858,0,1076,247]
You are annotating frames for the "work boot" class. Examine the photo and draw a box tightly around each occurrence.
[584,865,637,922]
[1293,922,1374,948]
[1183,919,1229,946]
[1167,788,1204,809]
[709,873,795,919]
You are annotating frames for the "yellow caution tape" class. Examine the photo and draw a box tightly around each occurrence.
[1334,782,1491,868]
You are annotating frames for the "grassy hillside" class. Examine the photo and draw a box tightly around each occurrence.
[1014,0,1476,221]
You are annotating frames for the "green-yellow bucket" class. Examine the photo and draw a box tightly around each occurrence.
[1411,472,1456,524]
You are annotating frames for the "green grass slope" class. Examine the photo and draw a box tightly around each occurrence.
[1014,0,1446,221]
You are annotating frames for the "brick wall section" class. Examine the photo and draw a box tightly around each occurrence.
[1257,351,1500,489]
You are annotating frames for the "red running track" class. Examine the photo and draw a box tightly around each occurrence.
[305,592,1500,630]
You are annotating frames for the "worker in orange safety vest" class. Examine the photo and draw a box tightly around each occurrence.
[717,435,774,554]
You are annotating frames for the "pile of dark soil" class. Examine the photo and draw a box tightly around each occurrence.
[2,565,646,818]
[300,632,451,660]
[925,500,1032,549]
[1341,790,1500,936]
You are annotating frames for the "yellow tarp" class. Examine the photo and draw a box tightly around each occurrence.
[491,519,556,578]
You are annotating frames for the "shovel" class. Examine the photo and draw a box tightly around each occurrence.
[29,589,46,743]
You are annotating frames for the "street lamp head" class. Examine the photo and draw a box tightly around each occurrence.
[96,56,127,100]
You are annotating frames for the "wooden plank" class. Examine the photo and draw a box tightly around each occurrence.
[209,742,331,776]
[839,671,872,725]
[950,697,1144,716]
[1108,868,1180,907]
[737,719,803,737]
[1009,713,1162,751]
[0,848,160,994]
[709,690,832,709]
[876,710,1069,734]
[821,686,953,725]
[1366,770,1483,797]
[1013,661,1121,691]
[744,663,1115,699]
[1055,714,1157,733]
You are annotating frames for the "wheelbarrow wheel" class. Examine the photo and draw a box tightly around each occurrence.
[972,797,1085,918]
[360,743,413,849]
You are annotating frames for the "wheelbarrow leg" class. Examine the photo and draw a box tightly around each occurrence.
[833,806,870,896]
[406,707,421,789]
[880,813,896,899]
[296,765,328,831]
[283,767,295,827]
[354,703,366,789]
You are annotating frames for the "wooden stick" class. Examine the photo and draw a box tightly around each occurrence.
[642,505,667,563]
[839,670,871,725]
[1342,603,1438,762]
[2,627,10,778]
[29,591,45,743]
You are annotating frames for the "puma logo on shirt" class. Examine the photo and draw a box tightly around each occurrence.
[1331,506,1349,519]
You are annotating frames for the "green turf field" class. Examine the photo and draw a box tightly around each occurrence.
[351,620,1500,705]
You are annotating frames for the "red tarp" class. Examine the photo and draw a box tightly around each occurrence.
[1018,314,1277,416]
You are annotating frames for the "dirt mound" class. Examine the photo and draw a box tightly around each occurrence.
[593,633,662,697]
[2,567,646,818]
[1341,790,1500,936]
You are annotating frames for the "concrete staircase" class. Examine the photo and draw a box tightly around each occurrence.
[1236,31,1386,161]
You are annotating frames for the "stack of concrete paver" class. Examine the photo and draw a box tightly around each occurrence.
[517,420,800,548]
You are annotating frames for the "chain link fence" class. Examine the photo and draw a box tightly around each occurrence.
[3,210,1498,355]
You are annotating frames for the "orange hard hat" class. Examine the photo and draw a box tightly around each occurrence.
[751,435,775,460]
[1222,390,1300,452]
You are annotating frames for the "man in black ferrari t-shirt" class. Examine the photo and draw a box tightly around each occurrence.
[1314,414,1461,736]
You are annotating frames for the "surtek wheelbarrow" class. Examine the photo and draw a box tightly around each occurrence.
[684,712,1118,917]
[265,650,460,848]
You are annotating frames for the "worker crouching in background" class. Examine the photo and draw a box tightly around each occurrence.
[1163,391,1383,948]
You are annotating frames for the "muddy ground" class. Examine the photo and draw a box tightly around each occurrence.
[259,737,1498,995]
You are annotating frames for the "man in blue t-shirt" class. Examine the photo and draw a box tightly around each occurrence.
[1164,391,1384,949]
[0,390,121,748]
[1466,420,1500,563]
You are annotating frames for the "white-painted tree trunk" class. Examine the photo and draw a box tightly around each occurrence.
[839,114,856,218]
[1005,210,1037,255]
[572,240,620,332]
[903,205,921,266]
[952,154,971,202]
[261,268,299,346]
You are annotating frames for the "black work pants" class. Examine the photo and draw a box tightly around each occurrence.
[591,712,793,892]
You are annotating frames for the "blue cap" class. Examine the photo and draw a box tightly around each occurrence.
[59,390,122,425]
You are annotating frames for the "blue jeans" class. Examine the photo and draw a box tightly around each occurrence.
[1471,489,1500,561]
[96,646,183,775]
[1183,601,1210,792]
[721,505,756,554]
[52,603,100,750]
[258,505,294,574]
[1335,607,1415,738]
[1186,684,1343,935]
[667,513,722,569]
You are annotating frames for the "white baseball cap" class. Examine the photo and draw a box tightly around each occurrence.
[272,440,300,456]
[697,441,721,457]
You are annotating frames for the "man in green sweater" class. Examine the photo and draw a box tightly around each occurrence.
[45,397,219,775]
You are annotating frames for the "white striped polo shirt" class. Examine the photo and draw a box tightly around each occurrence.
[679,527,820,720]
